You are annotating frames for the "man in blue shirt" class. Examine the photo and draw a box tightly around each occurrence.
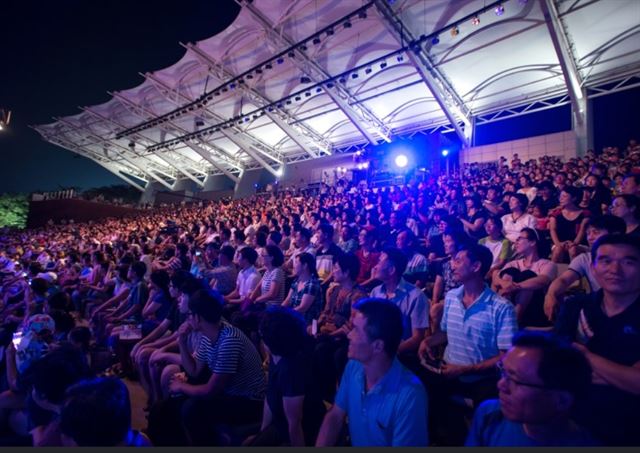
[466,331,596,446]
[315,298,428,446]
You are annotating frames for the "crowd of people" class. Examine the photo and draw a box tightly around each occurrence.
[0,138,638,446]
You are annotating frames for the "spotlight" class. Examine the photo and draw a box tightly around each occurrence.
[275,167,284,177]
[294,96,301,101]
[396,55,404,62]
[326,82,334,88]
[343,20,352,28]
[365,67,372,74]
[395,154,408,168]
[229,83,236,89]
[128,141,135,148]
[286,99,292,105]
[358,11,367,19]
[276,57,284,64]
[299,44,308,51]
[363,162,369,168]
[326,28,334,36]
[316,87,322,93]
[495,4,505,16]
[195,119,205,127]
[431,36,440,45]
[338,77,347,84]
[380,61,388,69]
[313,37,321,45]
[300,76,311,84]
[305,91,311,97]
[450,26,459,37]
[287,51,295,58]
[471,16,480,25]
[255,68,262,74]
[441,149,449,157]
[265,63,273,69]
[351,72,358,79]
[246,73,253,79]
[214,91,221,96]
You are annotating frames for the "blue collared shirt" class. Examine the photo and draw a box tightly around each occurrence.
[441,285,517,366]
[335,358,429,446]
[370,279,429,340]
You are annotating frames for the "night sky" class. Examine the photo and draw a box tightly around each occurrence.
[0,0,240,194]
[1,1,638,195]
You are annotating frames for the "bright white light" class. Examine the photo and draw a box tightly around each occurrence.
[395,154,408,168]
[363,162,369,168]
[441,149,449,157]
[275,167,284,177]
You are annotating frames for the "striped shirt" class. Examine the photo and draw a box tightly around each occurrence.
[194,322,266,400]
[261,267,286,305]
[441,285,517,367]
[405,252,428,277]
[370,279,429,340]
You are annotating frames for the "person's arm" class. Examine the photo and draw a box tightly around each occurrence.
[138,318,171,346]
[419,331,447,360]
[170,372,232,398]
[142,300,163,319]
[294,294,316,314]
[399,327,426,354]
[431,275,443,305]
[113,302,141,322]
[462,217,485,234]
[572,217,589,246]
[5,343,19,392]
[544,269,581,320]
[283,396,306,447]
[255,277,282,304]
[259,399,273,432]
[508,274,551,292]
[93,288,130,317]
[315,404,347,446]
[574,343,640,394]
[177,323,204,378]
[441,352,506,378]
[549,216,562,247]
[281,288,293,308]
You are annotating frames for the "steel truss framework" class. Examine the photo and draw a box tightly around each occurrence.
[33,0,640,191]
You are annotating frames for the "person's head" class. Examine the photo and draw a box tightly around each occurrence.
[389,211,405,229]
[176,242,189,257]
[348,298,403,362]
[515,228,540,256]
[237,247,258,269]
[484,216,504,238]
[169,270,192,299]
[150,269,170,293]
[233,229,246,245]
[188,289,225,328]
[559,186,582,208]
[316,223,334,245]
[465,195,482,210]
[538,181,554,198]
[294,227,312,248]
[259,307,307,358]
[451,244,493,283]
[205,242,220,262]
[554,172,567,186]
[28,343,91,412]
[591,235,640,297]
[497,331,591,425]
[611,194,640,221]
[162,246,176,260]
[293,252,317,278]
[220,227,232,242]
[332,253,360,284]
[358,227,376,248]
[128,261,146,282]
[621,173,640,196]
[395,229,416,252]
[442,228,469,256]
[267,230,282,247]
[340,225,354,242]
[262,245,284,269]
[585,215,626,246]
[219,245,235,265]
[68,326,92,352]
[372,247,408,282]
[509,193,529,213]
[177,275,206,314]
[60,378,132,446]
[30,277,49,296]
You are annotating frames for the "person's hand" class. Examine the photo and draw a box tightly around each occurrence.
[500,282,519,297]
[440,363,468,379]
[168,378,184,395]
[419,337,439,361]
[177,321,193,340]
[544,293,559,321]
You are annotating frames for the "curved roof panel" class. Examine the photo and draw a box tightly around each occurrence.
[35,0,640,188]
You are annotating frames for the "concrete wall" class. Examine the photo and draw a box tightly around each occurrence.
[27,199,140,228]
[280,154,356,186]
[461,131,577,164]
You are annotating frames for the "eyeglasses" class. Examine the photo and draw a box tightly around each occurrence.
[496,361,550,390]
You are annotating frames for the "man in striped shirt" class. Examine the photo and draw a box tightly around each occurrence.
[168,289,266,445]
[419,243,517,444]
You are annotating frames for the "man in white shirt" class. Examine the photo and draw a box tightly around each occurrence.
[225,247,261,305]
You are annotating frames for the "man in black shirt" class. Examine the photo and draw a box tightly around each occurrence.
[555,235,640,445]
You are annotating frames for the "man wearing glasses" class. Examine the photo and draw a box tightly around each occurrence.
[466,331,596,446]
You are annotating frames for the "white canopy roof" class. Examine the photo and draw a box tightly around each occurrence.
[34,0,640,190]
